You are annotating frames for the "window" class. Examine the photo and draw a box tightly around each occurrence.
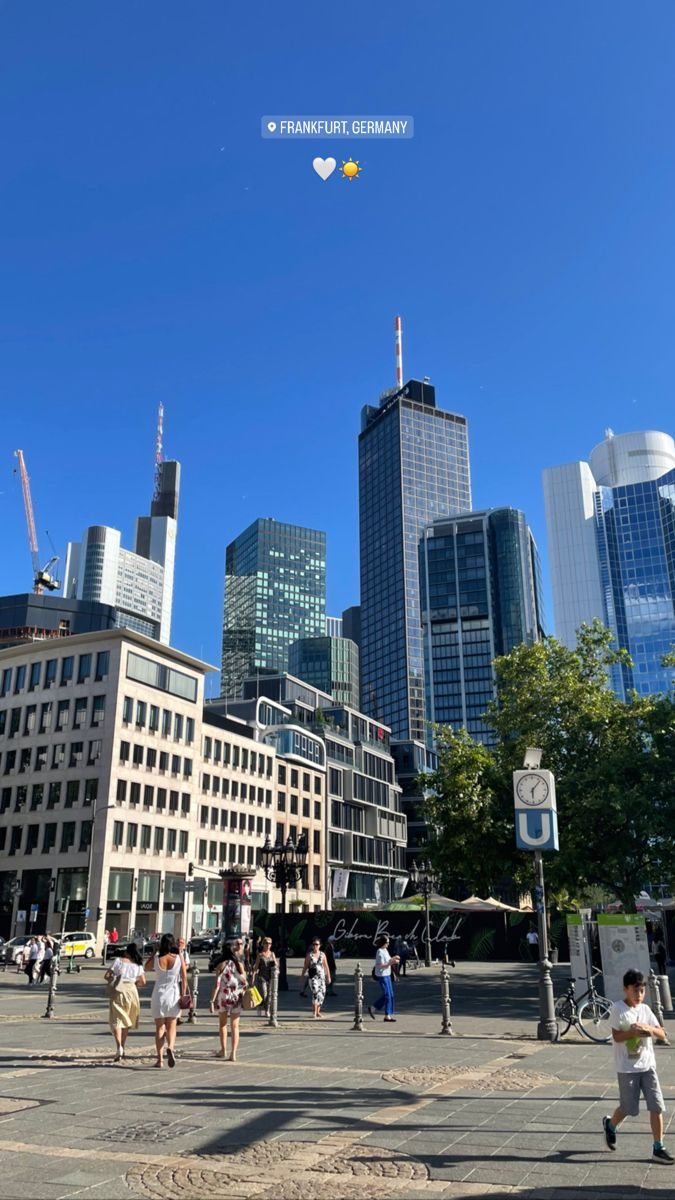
[159,751,169,772]
[277,792,286,811]
[203,736,212,760]
[314,801,321,820]
[47,782,61,809]
[242,748,249,771]
[143,785,154,808]
[133,744,144,766]
[127,823,138,849]
[23,705,37,735]
[113,821,124,848]
[202,772,210,793]
[43,823,57,852]
[119,740,130,763]
[183,758,192,780]
[51,744,65,769]
[30,783,44,811]
[122,696,133,724]
[44,659,57,689]
[95,651,109,681]
[19,748,32,773]
[290,795,298,814]
[69,742,83,768]
[313,865,321,890]
[3,749,16,773]
[149,705,160,732]
[174,713,183,740]
[9,708,20,737]
[291,769,298,788]
[157,788,166,811]
[87,739,102,766]
[171,755,180,776]
[0,788,9,813]
[167,828,177,853]
[0,711,5,735]
[181,793,190,816]
[28,662,41,692]
[313,830,321,854]
[136,701,147,728]
[154,827,164,853]
[185,717,194,744]
[146,747,156,770]
[9,826,23,855]
[215,740,223,765]
[61,822,76,852]
[74,698,88,728]
[116,779,127,804]
[56,700,70,731]
[65,780,79,808]
[130,782,141,805]
[15,664,26,693]
[61,656,74,685]
[36,744,48,770]
[77,654,92,684]
[278,764,286,785]
[141,825,152,851]
[303,772,310,792]
[169,790,179,814]
[1,668,12,697]
[39,702,52,734]
[302,797,310,817]
[84,779,97,806]
[162,709,172,737]
[79,821,92,852]
[91,696,105,727]
[15,785,26,810]
[126,651,198,703]
[314,777,321,794]
[179,830,188,855]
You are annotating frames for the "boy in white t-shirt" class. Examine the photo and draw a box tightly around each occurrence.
[603,968,673,1164]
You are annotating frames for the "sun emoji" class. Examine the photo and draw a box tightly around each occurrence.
[340,157,363,180]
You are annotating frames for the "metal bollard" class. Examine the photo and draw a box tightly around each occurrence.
[352,962,364,1032]
[42,954,60,1019]
[267,960,279,1028]
[649,969,669,1045]
[187,963,199,1024]
[658,974,673,1014]
[439,962,453,1035]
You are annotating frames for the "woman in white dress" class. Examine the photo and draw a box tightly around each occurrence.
[145,934,188,1068]
[104,943,146,1062]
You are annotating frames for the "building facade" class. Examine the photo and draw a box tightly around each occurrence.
[0,593,117,650]
[419,508,545,743]
[220,518,326,699]
[64,460,180,645]
[359,379,472,743]
[288,635,360,709]
[544,429,675,698]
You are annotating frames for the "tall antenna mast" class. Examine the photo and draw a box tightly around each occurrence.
[394,315,404,389]
[153,402,164,500]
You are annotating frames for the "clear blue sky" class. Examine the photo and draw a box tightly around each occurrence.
[2,2,675,674]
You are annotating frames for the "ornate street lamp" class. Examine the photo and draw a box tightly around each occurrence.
[409,858,437,967]
[259,832,308,991]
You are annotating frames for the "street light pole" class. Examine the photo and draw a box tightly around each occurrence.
[259,833,308,992]
[410,859,436,968]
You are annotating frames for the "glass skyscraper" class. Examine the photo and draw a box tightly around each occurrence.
[544,430,675,699]
[419,508,545,744]
[359,379,472,741]
[221,518,326,698]
[289,634,360,709]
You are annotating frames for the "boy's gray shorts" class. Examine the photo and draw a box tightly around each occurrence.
[617,1069,665,1116]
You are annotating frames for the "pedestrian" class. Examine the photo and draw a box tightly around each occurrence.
[18,940,30,975]
[38,937,55,984]
[653,932,668,978]
[25,937,40,985]
[243,936,251,972]
[399,937,410,977]
[324,936,338,996]
[526,926,539,960]
[145,933,188,1069]
[209,943,247,1060]
[367,934,400,1023]
[252,936,277,1016]
[104,942,146,1063]
[109,927,119,945]
[102,930,110,964]
[300,938,331,1019]
[603,968,674,1164]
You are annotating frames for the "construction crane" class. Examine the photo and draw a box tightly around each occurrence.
[14,449,60,593]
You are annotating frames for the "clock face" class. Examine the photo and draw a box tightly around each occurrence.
[516,773,550,806]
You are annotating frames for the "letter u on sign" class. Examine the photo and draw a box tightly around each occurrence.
[516,810,559,851]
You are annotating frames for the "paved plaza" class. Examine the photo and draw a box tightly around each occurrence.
[0,958,673,1199]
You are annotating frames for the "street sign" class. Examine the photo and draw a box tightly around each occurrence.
[29,903,39,922]
[515,809,560,851]
[16,909,26,923]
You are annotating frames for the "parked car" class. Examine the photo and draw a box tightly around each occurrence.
[0,935,31,966]
[60,931,97,959]
[188,930,221,955]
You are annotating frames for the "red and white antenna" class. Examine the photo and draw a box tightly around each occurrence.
[153,402,164,499]
[394,315,404,389]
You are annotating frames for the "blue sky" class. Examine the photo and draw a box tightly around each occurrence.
[2,2,675,675]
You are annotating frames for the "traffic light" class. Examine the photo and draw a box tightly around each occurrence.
[188,862,194,877]
[96,907,103,921]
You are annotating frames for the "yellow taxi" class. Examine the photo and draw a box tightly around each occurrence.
[60,931,97,959]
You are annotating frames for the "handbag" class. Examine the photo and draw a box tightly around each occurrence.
[179,991,194,1011]
[242,985,263,1010]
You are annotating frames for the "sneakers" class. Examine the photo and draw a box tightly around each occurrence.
[603,1117,616,1150]
[653,1146,675,1165]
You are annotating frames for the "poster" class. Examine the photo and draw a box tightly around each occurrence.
[332,868,350,900]
[597,914,651,1003]
[566,914,591,994]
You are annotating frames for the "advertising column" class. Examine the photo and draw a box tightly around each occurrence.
[221,869,255,940]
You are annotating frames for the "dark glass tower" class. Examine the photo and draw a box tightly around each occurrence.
[221,518,326,698]
[359,379,472,741]
[289,635,360,709]
[419,508,545,743]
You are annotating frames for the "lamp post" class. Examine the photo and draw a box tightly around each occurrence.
[513,747,558,1041]
[11,877,22,937]
[410,858,437,967]
[259,833,308,991]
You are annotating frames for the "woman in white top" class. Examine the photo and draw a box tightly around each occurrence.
[145,934,188,1069]
[104,942,146,1062]
[368,934,400,1023]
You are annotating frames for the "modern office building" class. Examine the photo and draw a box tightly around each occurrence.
[288,634,360,709]
[325,616,343,638]
[213,672,408,905]
[359,378,472,743]
[543,429,675,698]
[341,605,361,653]
[0,593,117,650]
[220,519,326,699]
[64,458,180,645]
[419,508,545,743]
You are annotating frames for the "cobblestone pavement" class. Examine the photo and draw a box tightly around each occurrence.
[0,959,674,1198]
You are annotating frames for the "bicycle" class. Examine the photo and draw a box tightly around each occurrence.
[553,967,613,1043]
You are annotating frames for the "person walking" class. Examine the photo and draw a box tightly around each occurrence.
[104,942,146,1062]
[209,943,247,1060]
[109,927,119,945]
[324,936,338,996]
[252,937,277,1016]
[368,934,400,1023]
[526,926,539,960]
[146,934,188,1069]
[653,932,668,978]
[102,930,110,964]
[301,938,330,1019]
[25,937,40,985]
[38,937,55,984]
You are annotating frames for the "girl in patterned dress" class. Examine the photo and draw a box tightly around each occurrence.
[209,943,248,1061]
[301,939,331,1019]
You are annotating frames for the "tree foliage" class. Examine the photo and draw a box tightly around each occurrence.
[422,621,675,909]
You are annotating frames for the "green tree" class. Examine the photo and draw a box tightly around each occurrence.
[422,621,675,910]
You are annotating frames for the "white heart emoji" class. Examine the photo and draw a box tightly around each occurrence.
[313,157,336,181]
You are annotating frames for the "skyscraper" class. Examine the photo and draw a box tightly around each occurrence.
[359,377,472,741]
[420,508,545,743]
[289,634,360,709]
[221,518,326,698]
[64,452,180,645]
[543,429,675,698]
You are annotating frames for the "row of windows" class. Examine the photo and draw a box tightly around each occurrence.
[199,804,270,836]
[122,697,194,743]
[1,778,98,813]
[2,740,102,775]
[115,781,191,816]
[0,651,109,698]
[277,764,322,791]
[1,819,92,857]
[119,741,192,779]
[202,736,272,776]
[201,774,273,805]
[112,820,189,855]
[276,792,321,819]
[0,695,107,739]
